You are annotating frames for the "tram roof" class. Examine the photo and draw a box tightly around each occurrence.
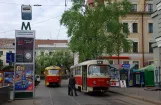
[45,65,61,70]
[70,60,109,68]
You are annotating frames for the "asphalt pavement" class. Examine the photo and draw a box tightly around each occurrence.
[3,79,159,105]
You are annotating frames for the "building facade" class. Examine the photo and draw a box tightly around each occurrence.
[87,0,154,68]
[0,38,68,65]
[151,0,161,87]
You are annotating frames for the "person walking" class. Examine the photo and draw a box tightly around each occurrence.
[68,75,77,96]
[68,76,71,95]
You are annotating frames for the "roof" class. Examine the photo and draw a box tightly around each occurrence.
[45,65,61,70]
[71,60,109,68]
[0,38,68,48]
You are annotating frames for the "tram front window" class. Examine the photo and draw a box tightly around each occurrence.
[88,65,109,75]
[48,70,59,75]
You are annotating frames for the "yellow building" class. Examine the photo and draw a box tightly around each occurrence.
[87,0,153,68]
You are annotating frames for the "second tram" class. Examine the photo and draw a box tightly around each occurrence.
[70,60,111,93]
[44,65,62,87]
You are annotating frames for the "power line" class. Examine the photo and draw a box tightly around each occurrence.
[127,2,148,32]
[0,1,72,6]
[0,15,61,35]
[56,0,68,40]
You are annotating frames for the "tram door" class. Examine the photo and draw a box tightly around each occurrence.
[82,65,87,91]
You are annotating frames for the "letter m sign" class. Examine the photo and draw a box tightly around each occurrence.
[21,22,31,30]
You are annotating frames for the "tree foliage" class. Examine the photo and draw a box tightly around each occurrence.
[60,0,132,63]
[35,50,74,74]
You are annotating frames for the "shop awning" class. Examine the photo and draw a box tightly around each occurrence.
[138,64,154,71]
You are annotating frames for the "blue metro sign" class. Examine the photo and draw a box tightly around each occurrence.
[6,53,14,63]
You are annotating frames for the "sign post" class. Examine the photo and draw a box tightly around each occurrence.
[14,4,35,99]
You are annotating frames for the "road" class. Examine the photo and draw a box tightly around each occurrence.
[34,80,157,105]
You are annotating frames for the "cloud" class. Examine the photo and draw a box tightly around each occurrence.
[0,0,72,40]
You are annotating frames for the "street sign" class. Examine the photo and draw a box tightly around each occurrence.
[122,64,130,69]
[6,53,14,63]
[21,5,32,20]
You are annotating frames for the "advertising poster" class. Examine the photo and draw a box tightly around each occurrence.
[4,72,14,86]
[15,64,33,91]
[0,72,3,83]
[16,37,34,63]
[120,80,127,88]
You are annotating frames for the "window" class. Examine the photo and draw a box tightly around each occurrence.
[133,23,138,33]
[75,67,81,75]
[148,4,153,12]
[123,46,129,53]
[123,61,129,64]
[132,4,137,12]
[148,23,153,33]
[149,42,153,53]
[0,51,3,55]
[149,61,154,65]
[88,65,110,75]
[123,23,128,33]
[133,42,138,53]
[133,61,139,69]
[109,60,114,64]
[48,70,59,75]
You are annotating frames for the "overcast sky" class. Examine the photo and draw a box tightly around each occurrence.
[0,0,73,40]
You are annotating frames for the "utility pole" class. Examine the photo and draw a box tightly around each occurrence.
[142,0,146,67]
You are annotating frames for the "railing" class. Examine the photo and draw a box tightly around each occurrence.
[0,86,10,104]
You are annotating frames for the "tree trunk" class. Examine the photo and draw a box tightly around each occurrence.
[117,53,120,64]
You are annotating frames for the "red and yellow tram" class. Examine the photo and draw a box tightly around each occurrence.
[44,65,62,87]
[70,60,111,93]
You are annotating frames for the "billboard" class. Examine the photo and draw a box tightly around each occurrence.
[16,37,34,63]
[15,64,33,91]
[4,72,14,87]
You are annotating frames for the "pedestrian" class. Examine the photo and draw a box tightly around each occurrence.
[69,75,77,96]
[68,77,71,95]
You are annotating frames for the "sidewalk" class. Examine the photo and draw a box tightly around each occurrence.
[3,99,41,105]
[109,87,161,105]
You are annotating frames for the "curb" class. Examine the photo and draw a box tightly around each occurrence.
[109,90,161,105]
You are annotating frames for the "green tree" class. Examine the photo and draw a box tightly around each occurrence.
[60,0,132,63]
[35,50,74,74]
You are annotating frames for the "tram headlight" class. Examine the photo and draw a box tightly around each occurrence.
[93,81,96,85]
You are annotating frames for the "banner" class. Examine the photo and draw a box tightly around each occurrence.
[15,64,33,91]
[4,72,14,86]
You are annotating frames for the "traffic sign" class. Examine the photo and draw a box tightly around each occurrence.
[122,64,130,69]
[6,53,14,63]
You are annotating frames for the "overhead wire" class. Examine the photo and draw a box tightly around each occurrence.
[0,1,72,6]
[0,15,61,35]
[56,0,68,40]
[127,0,148,31]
